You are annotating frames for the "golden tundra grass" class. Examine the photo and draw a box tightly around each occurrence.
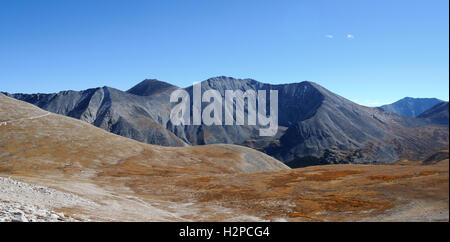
[0,94,448,221]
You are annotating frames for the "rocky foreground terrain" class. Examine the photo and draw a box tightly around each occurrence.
[1,160,448,222]
[0,93,448,221]
[0,177,87,222]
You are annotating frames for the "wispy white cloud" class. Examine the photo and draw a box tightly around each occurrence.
[346,34,355,39]
[325,34,334,39]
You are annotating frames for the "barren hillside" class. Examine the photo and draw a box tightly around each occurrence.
[0,93,448,221]
[7,77,448,166]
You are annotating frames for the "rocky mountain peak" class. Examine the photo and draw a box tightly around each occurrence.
[127,79,177,96]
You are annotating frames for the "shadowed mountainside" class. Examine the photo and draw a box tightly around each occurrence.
[6,86,186,147]
[4,77,448,166]
[418,101,449,125]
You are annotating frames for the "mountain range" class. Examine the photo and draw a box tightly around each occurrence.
[4,76,449,167]
[380,97,444,117]
[1,92,448,221]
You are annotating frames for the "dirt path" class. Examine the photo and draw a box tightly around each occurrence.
[0,112,51,126]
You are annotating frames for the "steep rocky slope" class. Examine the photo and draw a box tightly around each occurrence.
[5,77,448,166]
[418,101,449,125]
[264,82,448,166]
[6,86,186,146]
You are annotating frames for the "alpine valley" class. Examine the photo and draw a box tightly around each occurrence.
[1,77,448,222]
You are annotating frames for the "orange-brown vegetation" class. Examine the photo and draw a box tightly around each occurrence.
[0,94,448,221]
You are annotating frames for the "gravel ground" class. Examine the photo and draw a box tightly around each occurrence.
[0,200,80,222]
[0,177,95,222]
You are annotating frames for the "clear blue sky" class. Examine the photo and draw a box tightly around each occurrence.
[1,0,448,106]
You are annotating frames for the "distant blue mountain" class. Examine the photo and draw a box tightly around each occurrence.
[380,97,444,117]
